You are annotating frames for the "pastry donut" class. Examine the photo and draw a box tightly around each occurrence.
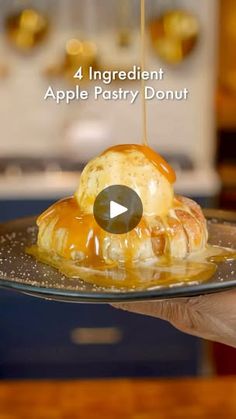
[36,145,208,266]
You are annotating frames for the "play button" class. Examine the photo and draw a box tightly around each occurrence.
[93,185,143,234]
[110,201,128,219]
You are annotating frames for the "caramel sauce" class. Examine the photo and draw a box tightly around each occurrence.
[27,194,236,290]
[103,144,176,183]
[36,196,152,268]
[38,197,106,267]
[28,240,236,290]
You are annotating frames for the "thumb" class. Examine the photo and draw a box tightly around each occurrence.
[111,299,192,328]
[111,291,236,347]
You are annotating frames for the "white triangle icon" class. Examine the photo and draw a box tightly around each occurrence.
[110,201,128,219]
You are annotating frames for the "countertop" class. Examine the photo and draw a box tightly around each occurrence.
[0,168,220,199]
[0,377,236,418]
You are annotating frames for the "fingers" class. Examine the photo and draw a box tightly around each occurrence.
[112,299,202,341]
[111,299,192,327]
[185,290,236,347]
[111,290,236,348]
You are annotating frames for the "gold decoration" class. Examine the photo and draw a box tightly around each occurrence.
[5,8,49,52]
[149,10,199,65]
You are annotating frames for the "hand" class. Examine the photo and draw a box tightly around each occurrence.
[112,290,236,348]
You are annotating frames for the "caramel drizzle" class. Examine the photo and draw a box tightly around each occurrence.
[37,196,152,267]
[102,144,176,183]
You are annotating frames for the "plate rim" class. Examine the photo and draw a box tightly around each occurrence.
[0,209,235,302]
[0,276,236,303]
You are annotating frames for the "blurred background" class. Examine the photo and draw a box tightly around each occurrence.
[0,0,235,389]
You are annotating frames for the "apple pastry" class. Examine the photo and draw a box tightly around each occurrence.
[32,144,208,272]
